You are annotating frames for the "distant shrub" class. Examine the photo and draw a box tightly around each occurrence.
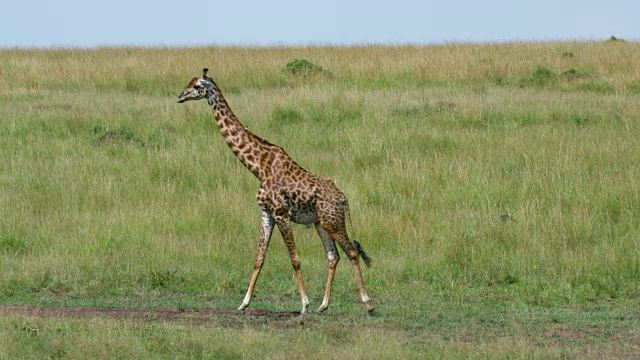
[607,35,624,42]
[530,66,556,85]
[561,52,574,58]
[283,59,323,75]
[521,66,556,87]
[560,68,592,81]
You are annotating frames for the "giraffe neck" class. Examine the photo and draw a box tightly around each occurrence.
[206,81,266,179]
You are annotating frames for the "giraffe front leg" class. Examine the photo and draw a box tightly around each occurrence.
[276,217,310,314]
[238,207,274,312]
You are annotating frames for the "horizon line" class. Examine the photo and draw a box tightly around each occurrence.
[0,36,635,51]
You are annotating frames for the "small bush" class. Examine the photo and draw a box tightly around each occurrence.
[283,59,323,75]
[527,66,556,86]
[560,68,592,81]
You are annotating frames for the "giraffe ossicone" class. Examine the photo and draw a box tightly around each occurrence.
[177,68,374,314]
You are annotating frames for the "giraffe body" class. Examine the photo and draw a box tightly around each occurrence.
[178,69,373,314]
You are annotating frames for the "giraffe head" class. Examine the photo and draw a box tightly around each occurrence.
[177,68,213,103]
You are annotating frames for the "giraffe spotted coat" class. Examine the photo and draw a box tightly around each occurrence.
[177,69,373,314]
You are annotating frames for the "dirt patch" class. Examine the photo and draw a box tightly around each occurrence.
[0,305,300,324]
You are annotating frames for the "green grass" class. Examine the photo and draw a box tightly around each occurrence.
[1,42,640,358]
[1,304,638,359]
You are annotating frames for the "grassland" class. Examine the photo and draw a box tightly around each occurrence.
[1,41,640,358]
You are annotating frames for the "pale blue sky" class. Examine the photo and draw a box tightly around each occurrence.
[1,0,637,47]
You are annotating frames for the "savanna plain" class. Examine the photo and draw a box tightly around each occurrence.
[1,41,639,358]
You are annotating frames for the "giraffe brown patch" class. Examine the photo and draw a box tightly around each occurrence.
[260,152,269,164]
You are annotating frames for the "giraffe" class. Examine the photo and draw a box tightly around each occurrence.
[177,68,374,314]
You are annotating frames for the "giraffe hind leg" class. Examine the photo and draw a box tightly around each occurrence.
[325,226,374,313]
[314,222,339,313]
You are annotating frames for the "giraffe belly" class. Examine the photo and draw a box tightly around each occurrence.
[290,211,319,225]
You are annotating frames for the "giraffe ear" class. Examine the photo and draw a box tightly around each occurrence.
[202,68,209,78]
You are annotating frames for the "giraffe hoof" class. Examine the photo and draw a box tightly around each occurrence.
[367,307,377,316]
[234,306,247,315]
[315,306,328,314]
[365,301,376,316]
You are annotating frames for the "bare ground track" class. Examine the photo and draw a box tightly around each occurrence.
[0,305,302,323]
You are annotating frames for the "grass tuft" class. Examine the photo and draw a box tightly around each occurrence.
[0,235,28,255]
[560,68,592,80]
[94,128,145,147]
[271,105,305,125]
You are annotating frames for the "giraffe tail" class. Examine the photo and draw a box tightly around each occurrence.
[344,199,372,268]
[354,240,372,268]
